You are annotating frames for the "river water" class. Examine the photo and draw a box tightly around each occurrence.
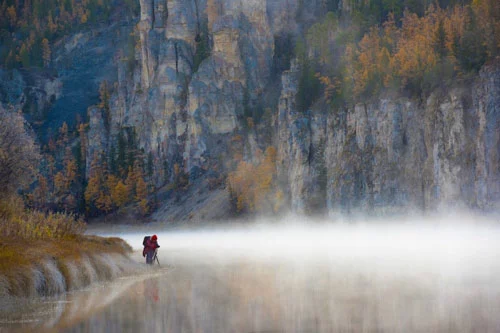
[2,220,500,332]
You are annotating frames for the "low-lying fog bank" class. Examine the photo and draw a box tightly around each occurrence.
[95,213,500,283]
[96,213,498,253]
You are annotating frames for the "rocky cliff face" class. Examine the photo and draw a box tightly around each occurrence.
[2,0,497,218]
[276,63,500,216]
[86,0,499,218]
[0,69,62,123]
[104,0,298,183]
[0,10,133,141]
[275,60,328,214]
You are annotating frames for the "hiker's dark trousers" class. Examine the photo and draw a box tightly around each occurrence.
[146,250,155,264]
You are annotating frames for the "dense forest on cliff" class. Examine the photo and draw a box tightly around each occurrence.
[0,0,138,68]
[0,0,499,220]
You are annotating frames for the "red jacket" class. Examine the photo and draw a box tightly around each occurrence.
[143,239,160,256]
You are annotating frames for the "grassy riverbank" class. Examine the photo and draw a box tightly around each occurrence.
[0,199,134,297]
[0,235,133,297]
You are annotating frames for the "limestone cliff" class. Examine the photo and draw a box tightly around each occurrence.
[276,62,500,215]
[1,0,497,219]
[104,0,296,183]
[0,10,133,140]
[86,0,499,218]
[0,69,62,123]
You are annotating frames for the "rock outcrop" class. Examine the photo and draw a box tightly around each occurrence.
[104,0,293,182]
[1,0,497,218]
[0,69,62,122]
[84,0,499,217]
[276,62,500,216]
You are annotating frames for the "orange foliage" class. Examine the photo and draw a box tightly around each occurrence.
[227,147,278,213]
[123,162,150,215]
[317,74,341,101]
[58,122,69,147]
[84,153,150,215]
[344,4,484,99]
[51,148,78,210]
[96,190,112,214]
[84,155,103,212]
[351,24,395,98]
[64,158,77,190]
[444,6,467,55]
[54,172,65,196]
[111,180,128,208]
[393,9,439,87]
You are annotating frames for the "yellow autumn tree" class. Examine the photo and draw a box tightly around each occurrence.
[85,174,100,212]
[237,161,257,212]
[64,158,77,190]
[317,74,341,102]
[123,160,150,215]
[343,5,474,99]
[80,11,88,24]
[54,148,77,206]
[84,153,103,213]
[58,122,69,147]
[111,179,128,209]
[227,146,278,213]
[393,9,439,89]
[443,6,466,58]
[54,171,66,196]
[96,190,112,214]
[352,26,393,99]
[138,199,149,216]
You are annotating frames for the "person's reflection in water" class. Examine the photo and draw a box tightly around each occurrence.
[145,277,160,303]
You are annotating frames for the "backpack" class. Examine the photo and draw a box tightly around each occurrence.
[143,236,151,247]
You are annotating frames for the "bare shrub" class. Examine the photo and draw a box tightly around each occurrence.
[0,107,40,199]
[0,108,85,239]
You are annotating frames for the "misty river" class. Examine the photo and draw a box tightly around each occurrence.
[2,217,500,333]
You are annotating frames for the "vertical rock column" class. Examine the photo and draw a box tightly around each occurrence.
[275,60,313,214]
[86,106,108,177]
[474,64,500,210]
[138,0,154,89]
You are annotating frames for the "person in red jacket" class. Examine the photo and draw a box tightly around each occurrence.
[144,234,160,264]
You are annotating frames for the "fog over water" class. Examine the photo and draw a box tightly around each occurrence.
[3,214,500,332]
[99,214,500,272]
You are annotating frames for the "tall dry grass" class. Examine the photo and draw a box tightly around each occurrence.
[0,236,133,297]
[0,196,134,298]
[0,196,86,240]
